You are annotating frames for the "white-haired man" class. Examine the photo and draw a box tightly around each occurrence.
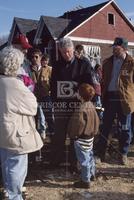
[50,37,93,172]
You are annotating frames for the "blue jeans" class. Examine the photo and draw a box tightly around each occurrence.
[74,140,95,182]
[42,96,54,133]
[0,148,28,200]
[97,92,132,156]
[94,95,103,120]
[37,104,46,134]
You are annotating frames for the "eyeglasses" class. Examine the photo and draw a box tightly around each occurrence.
[31,55,39,59]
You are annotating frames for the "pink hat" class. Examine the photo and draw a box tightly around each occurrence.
[13,34,32,49]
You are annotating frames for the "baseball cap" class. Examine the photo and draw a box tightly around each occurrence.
[112,37,128,49]
[13,34,32,49]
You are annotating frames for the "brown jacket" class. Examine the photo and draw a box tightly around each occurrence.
[31,65,52,101]
[67,101,99,139]
[102,54,134,114]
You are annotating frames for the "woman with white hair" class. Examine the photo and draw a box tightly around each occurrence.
[0,46,43,200]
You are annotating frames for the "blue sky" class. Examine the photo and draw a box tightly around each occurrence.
[0,0,134,37]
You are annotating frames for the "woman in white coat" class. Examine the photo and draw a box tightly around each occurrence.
[0,46,43,200]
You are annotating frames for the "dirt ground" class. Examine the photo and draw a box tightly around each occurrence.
[0,140,134,200]
[24,141,134,200]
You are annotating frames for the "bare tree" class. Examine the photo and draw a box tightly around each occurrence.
[0,35,9,46]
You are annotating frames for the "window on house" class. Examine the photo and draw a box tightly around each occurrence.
[128,48,134,57]
[83,45,101,67]
[108,13,115,25]
[44,41,53,54]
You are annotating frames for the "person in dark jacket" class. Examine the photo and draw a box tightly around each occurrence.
[75,44,85,60]
[50,37,93,172]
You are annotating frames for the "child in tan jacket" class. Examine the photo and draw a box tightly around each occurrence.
[67,83,99,188]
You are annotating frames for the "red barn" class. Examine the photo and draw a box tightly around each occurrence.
[34,0,134,64]
[7,0,134,64]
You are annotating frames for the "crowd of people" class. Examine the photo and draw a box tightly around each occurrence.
[0,34,134,199]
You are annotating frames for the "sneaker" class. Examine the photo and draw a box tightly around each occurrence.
[73,180,90,189]
[22,186,27,192]
[95,156,101,164]
[3,189,9,198]
[2,187,27,199]
[22,186,28,200]
[90,175,96,181]
[40,131,46,140]
[120,155,128,165]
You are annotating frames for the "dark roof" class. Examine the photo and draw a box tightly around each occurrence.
[61,1,109,20]
[59,1,109,36]
[0,42,8,51]
[38,1,110,39]
[14,17,38,34]
[41,16,71,38]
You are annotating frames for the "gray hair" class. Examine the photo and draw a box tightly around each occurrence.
[0,46,24,76]
[58,37,74,49]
